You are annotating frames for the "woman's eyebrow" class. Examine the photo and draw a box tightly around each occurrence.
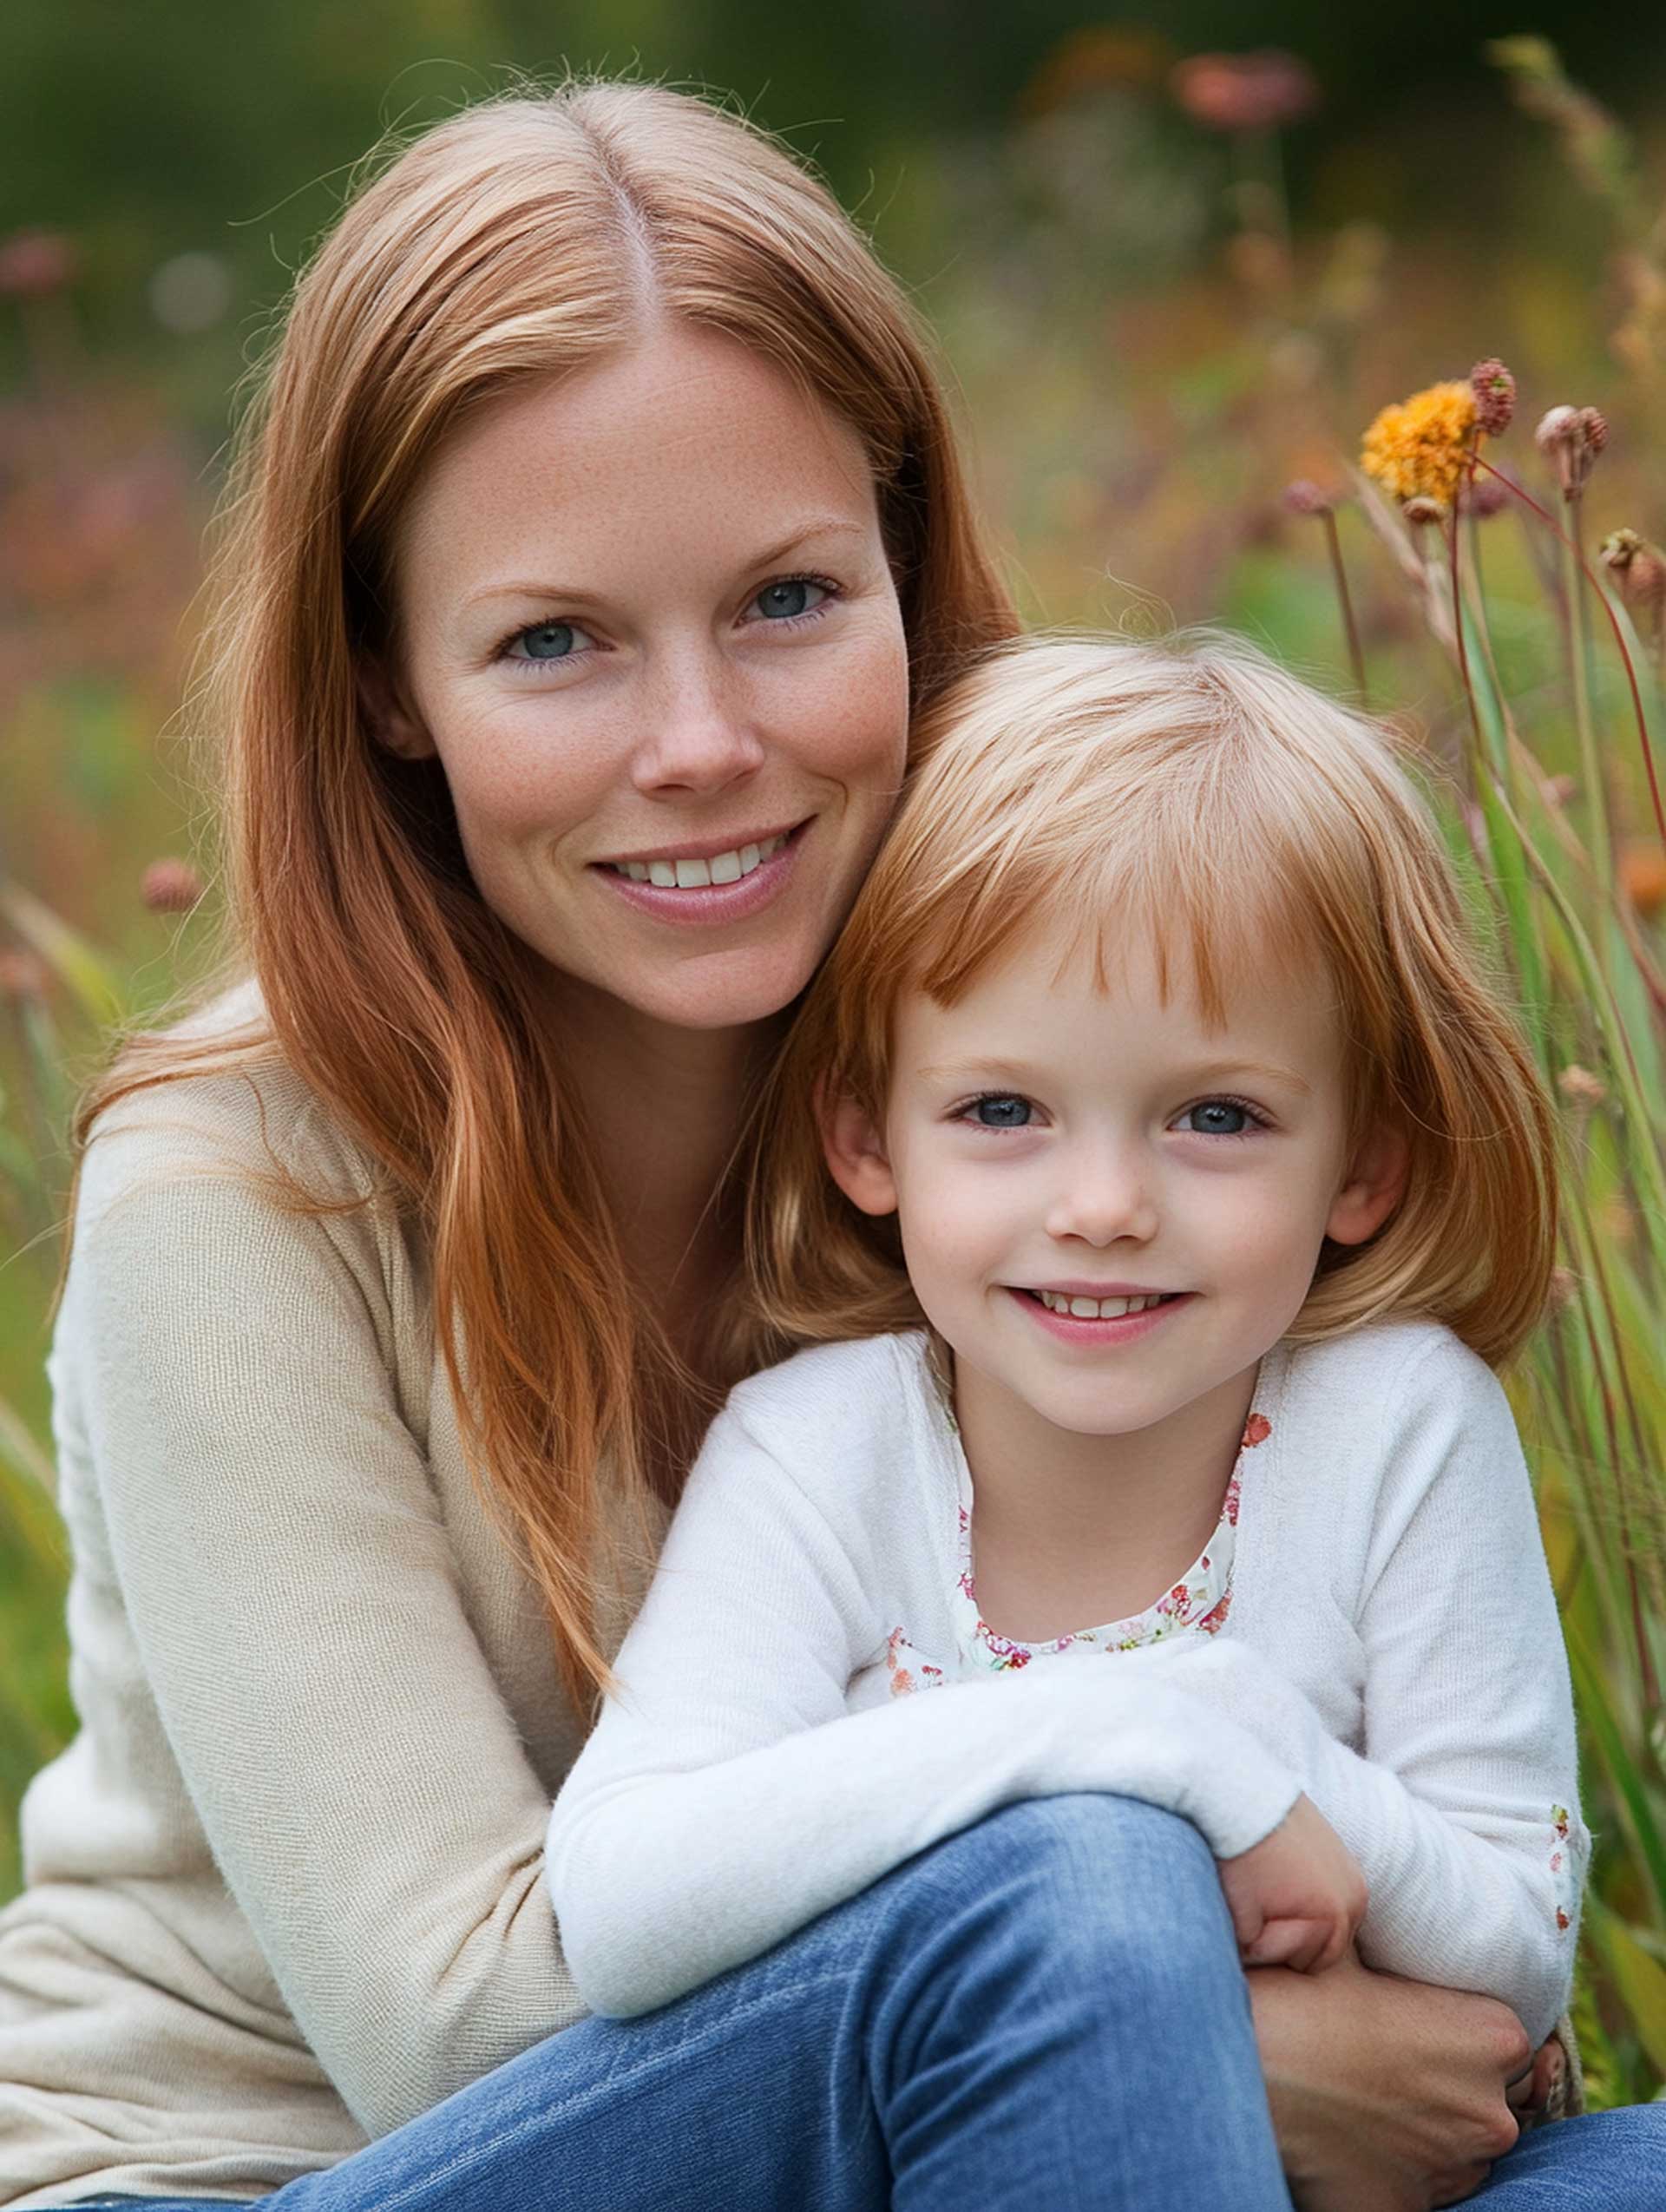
[461,518,874,612]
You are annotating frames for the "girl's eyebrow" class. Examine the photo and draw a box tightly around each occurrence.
[915,1057,1039,1085]
[460,518,872,612]
[1190,1060,1313,1097]
[915,1055,1313,1096]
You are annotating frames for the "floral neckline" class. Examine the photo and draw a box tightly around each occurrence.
[948,1408,1272,1672]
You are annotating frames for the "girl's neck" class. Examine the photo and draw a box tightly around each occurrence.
[951,1355,1261,1644]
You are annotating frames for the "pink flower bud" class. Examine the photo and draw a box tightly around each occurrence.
[1282,479,1335,515]
[0,229,75,299]
[1171,50,1319,134]
[141,858,205,914]
[0,948,47,1001]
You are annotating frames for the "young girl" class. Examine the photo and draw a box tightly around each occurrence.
[545,630,1589,2059]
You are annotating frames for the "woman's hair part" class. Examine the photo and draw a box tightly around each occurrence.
[75,77,1017,1711]
[750,629,1559,1371]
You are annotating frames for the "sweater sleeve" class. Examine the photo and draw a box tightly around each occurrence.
[545,1388,1302,2018]
[1169,1334,1588,2047]
[72,1119,583,2137]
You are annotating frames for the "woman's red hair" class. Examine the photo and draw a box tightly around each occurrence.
[75,81,1016,1710]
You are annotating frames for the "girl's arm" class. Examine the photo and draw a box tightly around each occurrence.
[546,1388,1304,2018]
[1169,1331,1587,2048]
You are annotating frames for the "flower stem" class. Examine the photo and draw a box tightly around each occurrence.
[1322,509,1367,700]
[1475,454,1666,854]
[1562,488,1616,923]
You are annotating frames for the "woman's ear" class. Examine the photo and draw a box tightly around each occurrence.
[1326,1120,1411,1247]
[820,1086,900,1218]
[356,653,436,761]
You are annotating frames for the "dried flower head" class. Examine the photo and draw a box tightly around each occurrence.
[1600,528,1666,614]
[0,948,47,1002]
[1171,50,1319,134]
[1361,382,1477,509]
[1546,1265,1580,1316]
[0,229,75,299]
[141,858,205,914]
[1401,495,1448,528]
[1469,358,1516,436]
[1558,1064,1607,1109]
[1535,404,1609,497]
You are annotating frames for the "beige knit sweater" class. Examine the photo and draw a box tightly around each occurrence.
[0,992,660,2207]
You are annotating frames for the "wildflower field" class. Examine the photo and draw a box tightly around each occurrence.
[3,36,1666,2106]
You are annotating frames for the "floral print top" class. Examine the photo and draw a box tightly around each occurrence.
[883,1407,1273,1695]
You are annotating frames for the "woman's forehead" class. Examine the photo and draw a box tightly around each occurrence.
[395,325,878,605]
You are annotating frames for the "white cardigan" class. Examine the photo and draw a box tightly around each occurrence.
[548,1318,1587,2042]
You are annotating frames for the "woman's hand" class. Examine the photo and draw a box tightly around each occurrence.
[1246,1946,1533,2210]
[1220,1792,1368,1972]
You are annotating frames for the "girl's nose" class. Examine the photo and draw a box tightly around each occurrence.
[1044,1145,1160,1247]
[630,649,768,798]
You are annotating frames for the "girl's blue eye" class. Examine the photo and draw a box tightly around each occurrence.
[1177,1099,1259,1137]
[969,1095,1033,1128]
[752,579,827,621]
[516,621,579,660]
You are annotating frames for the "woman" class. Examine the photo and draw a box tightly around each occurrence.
[0,79,1655,2211]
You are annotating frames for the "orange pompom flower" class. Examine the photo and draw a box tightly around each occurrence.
[1361,381,1479,511]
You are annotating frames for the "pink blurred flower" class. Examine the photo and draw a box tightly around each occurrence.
[1172,51,1319,133]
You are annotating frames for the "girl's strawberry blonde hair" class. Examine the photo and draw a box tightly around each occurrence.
[749,629,1558,1370]
[75,79,1015,1710]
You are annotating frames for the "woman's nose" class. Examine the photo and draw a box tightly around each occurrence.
[1044,1144,1160,1246]
[630,649,768,798]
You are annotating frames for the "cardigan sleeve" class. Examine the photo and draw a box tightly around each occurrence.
[69,1103,584,2137]
[1168,1331,1588,2048]
[546,1388,1303,2018]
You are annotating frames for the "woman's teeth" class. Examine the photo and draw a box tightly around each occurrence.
[611,831,790,888]
[1034,1290,1173,1319]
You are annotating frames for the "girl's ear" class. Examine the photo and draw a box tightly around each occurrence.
[1326,1120,1411,1247]
[820,1086,900,1218]
[356,652,436,761]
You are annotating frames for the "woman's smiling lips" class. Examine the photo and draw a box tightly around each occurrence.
[591,817,812,926]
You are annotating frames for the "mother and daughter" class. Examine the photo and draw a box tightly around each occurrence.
[0,75,1658,2212]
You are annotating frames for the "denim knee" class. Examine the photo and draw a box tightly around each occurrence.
[861,1793,1240,2046]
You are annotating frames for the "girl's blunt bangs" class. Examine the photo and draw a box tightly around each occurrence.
[754,630,1558,1371]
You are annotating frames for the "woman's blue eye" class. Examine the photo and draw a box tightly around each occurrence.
[969,1095,1033,1128]
[1179,1099,1256,1136]
[753,579,827,621]
[516,621,579,660]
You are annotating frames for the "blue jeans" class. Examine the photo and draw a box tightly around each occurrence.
[63,1796,1663,2210]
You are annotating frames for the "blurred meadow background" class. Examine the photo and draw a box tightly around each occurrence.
[4,0,1666,2106]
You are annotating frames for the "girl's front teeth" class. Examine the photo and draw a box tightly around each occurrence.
[613,832,790,888]
[1035,1290,1172,1319]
